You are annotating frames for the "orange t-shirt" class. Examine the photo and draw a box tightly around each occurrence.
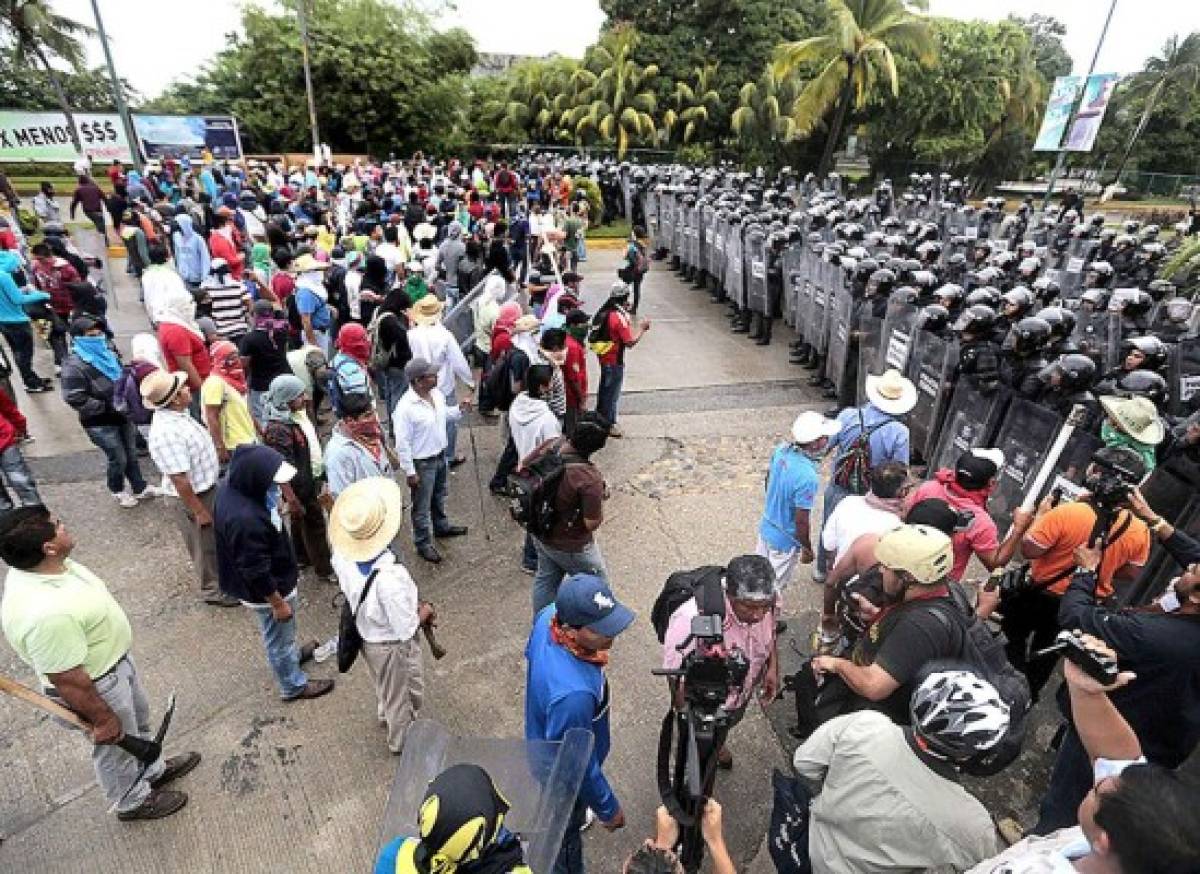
[1026,502,1150,598]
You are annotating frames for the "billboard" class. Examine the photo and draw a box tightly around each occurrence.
[1064,73,1120,152]
[131,115,243,160]
[1033,76,1083,152]
[0,111,134,162]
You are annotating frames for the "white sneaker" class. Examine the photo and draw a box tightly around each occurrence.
[113,491,138,508]
[133,485,167,500]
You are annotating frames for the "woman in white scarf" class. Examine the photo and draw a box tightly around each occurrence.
[153,288,203,339]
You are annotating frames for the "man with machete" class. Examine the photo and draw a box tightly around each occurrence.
[0,506,199,820]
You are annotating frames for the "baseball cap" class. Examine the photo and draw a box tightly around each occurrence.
[555,574,635,638]
[875,524,954,585]
[954,448,1004,491]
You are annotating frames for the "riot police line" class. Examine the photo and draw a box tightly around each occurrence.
[631,166,1200,605]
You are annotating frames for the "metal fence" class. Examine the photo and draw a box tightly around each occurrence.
[1117,170,1200,200]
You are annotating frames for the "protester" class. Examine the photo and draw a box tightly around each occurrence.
[0,250,52,392]
[292,254,335,353]
[330,477,431,753]
[200,259,251,342]
[369,287,413,433]
[201,339,258,464]
[240,300,293,424]
[329,322,374,413]
[207,212,244,280]
[525,573,635,873]
[0,506,200,820]
[29,241,79,369]
[69,174,107,236]
[172,213,210,290]
[155,290,211,392]
[325,391,393,498]
[592,282,650,438]
[0,385,40,508]
[406,294,474,466]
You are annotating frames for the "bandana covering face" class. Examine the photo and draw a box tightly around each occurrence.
[336,322,371,365]
[343,414,385,460]
[73,335,122,381]
[549,615,609,667]
[210,340,248,395]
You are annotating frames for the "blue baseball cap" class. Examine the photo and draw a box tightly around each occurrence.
[555,574,635,638]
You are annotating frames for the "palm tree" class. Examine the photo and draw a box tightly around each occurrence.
[773,0,935,177]
[497,57,578,143]
[1109,33,1200,184]
[974,24,1045,183]
[572,27,658,157]
[662,63,722,147]
[0,0,95,152]
[730,69,801,145]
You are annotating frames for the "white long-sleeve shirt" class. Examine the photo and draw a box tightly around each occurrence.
[392,387,448,476]
[332,550,419,644]
[406,323,474,400]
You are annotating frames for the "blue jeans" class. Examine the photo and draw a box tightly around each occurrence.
[411,454,450,549]
[522,532,538,571]
[596,364,624,428]
[0,444,40,507]
[554,799,587,874]
[376,367,408,438]
[246,592,308,698]
[1033,724,1092,834]
[248,389,266,425]
[444,391,461,462]
[84,422,147,495]
[532,538,608,616]
[0,321,41,388]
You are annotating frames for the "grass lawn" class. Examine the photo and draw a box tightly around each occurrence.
[588,219,631,240]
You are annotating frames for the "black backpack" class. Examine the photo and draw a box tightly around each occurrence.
[507,440,571,537]
[484,349,518,412]
[650,565,726,643]
[925,583,1033,776]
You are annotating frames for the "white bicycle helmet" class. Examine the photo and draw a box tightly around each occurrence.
[911,670,1010,761]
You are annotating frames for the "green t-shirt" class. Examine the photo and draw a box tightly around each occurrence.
[1,559,132,684]
[563,217,583,247]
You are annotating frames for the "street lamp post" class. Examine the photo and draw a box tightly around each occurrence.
[89,0,141,173]
[297,0,321,161]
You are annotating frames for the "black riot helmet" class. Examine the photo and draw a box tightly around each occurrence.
[1147,279,1176,302]
[919,304,951,333]
[1000,286,1035,319]
[868,268,897,297]
[1008,316,1052,356]
[1115,369,1170,409]
[953,304,997,338]
[1120,336,1168,372]
[966,287,1001,309]
[1112,290,1154,320]
[935,283,965,310]
[1085,260,1114,287]
[1032,276,1061,306]
[1041,353,1097,392]
[1035,306,1077,341]
[891,285,921,306]
[1080,287,1110,312]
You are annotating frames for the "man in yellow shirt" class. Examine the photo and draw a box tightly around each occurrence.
[0,507,200,820]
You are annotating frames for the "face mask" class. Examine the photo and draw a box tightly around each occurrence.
[1158,587,1182,613]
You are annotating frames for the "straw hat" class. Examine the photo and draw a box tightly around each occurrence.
[289,253,329,274]
[865,369,918,416]
[410,294,445,326]
[329,477,405,561]
[140,370,188,409]
[1099,395,1164,445]
[513,314,541,334]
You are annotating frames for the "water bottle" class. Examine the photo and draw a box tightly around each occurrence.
[313,635,338,663]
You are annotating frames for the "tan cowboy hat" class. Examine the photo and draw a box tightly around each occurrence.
[1099,395,1164,445]
[410,294,446,326]
[140,370,188,410]
[329,477,405,561]
[513,314,541,334]
[865,369,918,416]
[289,253,329,274]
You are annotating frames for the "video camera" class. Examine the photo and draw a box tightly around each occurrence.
[659,614,749,724]
[1086,454,1140,512]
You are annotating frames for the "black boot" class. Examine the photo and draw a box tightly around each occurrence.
[732,312,751,333]
[802,353,822,371]
[748,313,763,340]
[756,317,773,346]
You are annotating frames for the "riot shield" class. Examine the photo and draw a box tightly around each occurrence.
[660,193,676,260]
[855,312,885,405]
[745,227,769,314]
[645,191,663,252]
[782,243,806,330]
[1071,311,1119,370]
[378,720,593,874]
[824,284,855,393]
[698,205,714,281]
[905,331,959,463]
[1168,336,1200,417]
[987,399,1065,533]
[879,298,920,374]
[929,385,1009,474]
[724,226,744,306]
[710,215,727,289]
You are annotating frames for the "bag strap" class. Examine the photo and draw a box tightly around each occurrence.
[1028,509,1134,592]
[353,569,381,618]
[696,568,727,620]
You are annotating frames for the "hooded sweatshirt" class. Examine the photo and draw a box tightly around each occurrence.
[0,251,49,324]
[214,444,298,603]
[172,214,210,285]
[435,223,467,286]
[509,392,561,463]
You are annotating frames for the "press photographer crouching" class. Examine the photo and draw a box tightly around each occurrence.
[978,446,1151,700]
[1029,486,1200,835]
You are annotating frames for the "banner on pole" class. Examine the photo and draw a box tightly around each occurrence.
[0,111,133,162]
[1033,76,1084,152]
[1064,73,1120,152]
[131,115,243,161]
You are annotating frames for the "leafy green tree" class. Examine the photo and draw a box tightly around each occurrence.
[662,62,722,146]
[494,56,580,144]
[1009,14,1072,83]
[0,51,136,111]
[0,0,95,151]
[773,0,936,177]
[572,27,659,157]
[730,68,805,170]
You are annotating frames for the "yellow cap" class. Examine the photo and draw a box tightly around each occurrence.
[875,524,954,585]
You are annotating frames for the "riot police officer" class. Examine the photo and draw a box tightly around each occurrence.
[953,304,1002,394]
[1038,353,1102,433]
[1000,316,1052,400]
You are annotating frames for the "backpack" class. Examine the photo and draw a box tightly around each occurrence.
[650,565,726,643]
[587,307,615,357]
[113,366,152,426]
[830,410,888,495]
[925,583,1033,776]
[326,356,364,418]
[368,310,395,370]
[506,440,571,537]
[484,349,518,412]
[618,243,649,283]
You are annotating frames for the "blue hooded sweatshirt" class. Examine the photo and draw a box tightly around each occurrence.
[214,444,298,603]
[171,214,210,285]
[0,251,48,324]
[524,605,618,821]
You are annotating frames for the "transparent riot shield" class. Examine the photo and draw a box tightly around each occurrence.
[811,260,836,355]
[378,720,593,874]
[855,312,885,405]
[689,206,702,272]
[724,227,744,306]
[988,399,1065,533]
[879,297,920,374]
[905,332,959,463]
[646,191,663,252]
[1072,310,1119,370]
[698,206,714,279]
[745,227,769,314]
[929,385,1009,474]
[70,227,116,309]
[824,284,855,391]
[710,216,727,288]
[660,194,676,259]
[782,243,805,330]
[1168,337,1200,417]
[796,252,819,342]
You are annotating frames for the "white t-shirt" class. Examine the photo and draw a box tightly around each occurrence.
[821,495,902,564]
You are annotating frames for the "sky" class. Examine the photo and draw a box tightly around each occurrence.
[46,0,1200,100]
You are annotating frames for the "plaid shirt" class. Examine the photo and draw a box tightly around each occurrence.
[148,408,219,495]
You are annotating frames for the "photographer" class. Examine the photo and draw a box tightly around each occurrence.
[661,555,779,769]
[1028,487,1200,834]
[984,446,1150,699]
[622,804,734,874]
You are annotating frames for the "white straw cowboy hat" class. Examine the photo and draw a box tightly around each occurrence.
[865,369,918,416]
[791,410,841,445]
[329,477,405,561]
[1099,395,1165,445]
[140,370,188,410]
[409,294,446,326]
[289,253,329,273]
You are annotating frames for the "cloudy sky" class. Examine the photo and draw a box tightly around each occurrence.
[48,0,1200,100]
